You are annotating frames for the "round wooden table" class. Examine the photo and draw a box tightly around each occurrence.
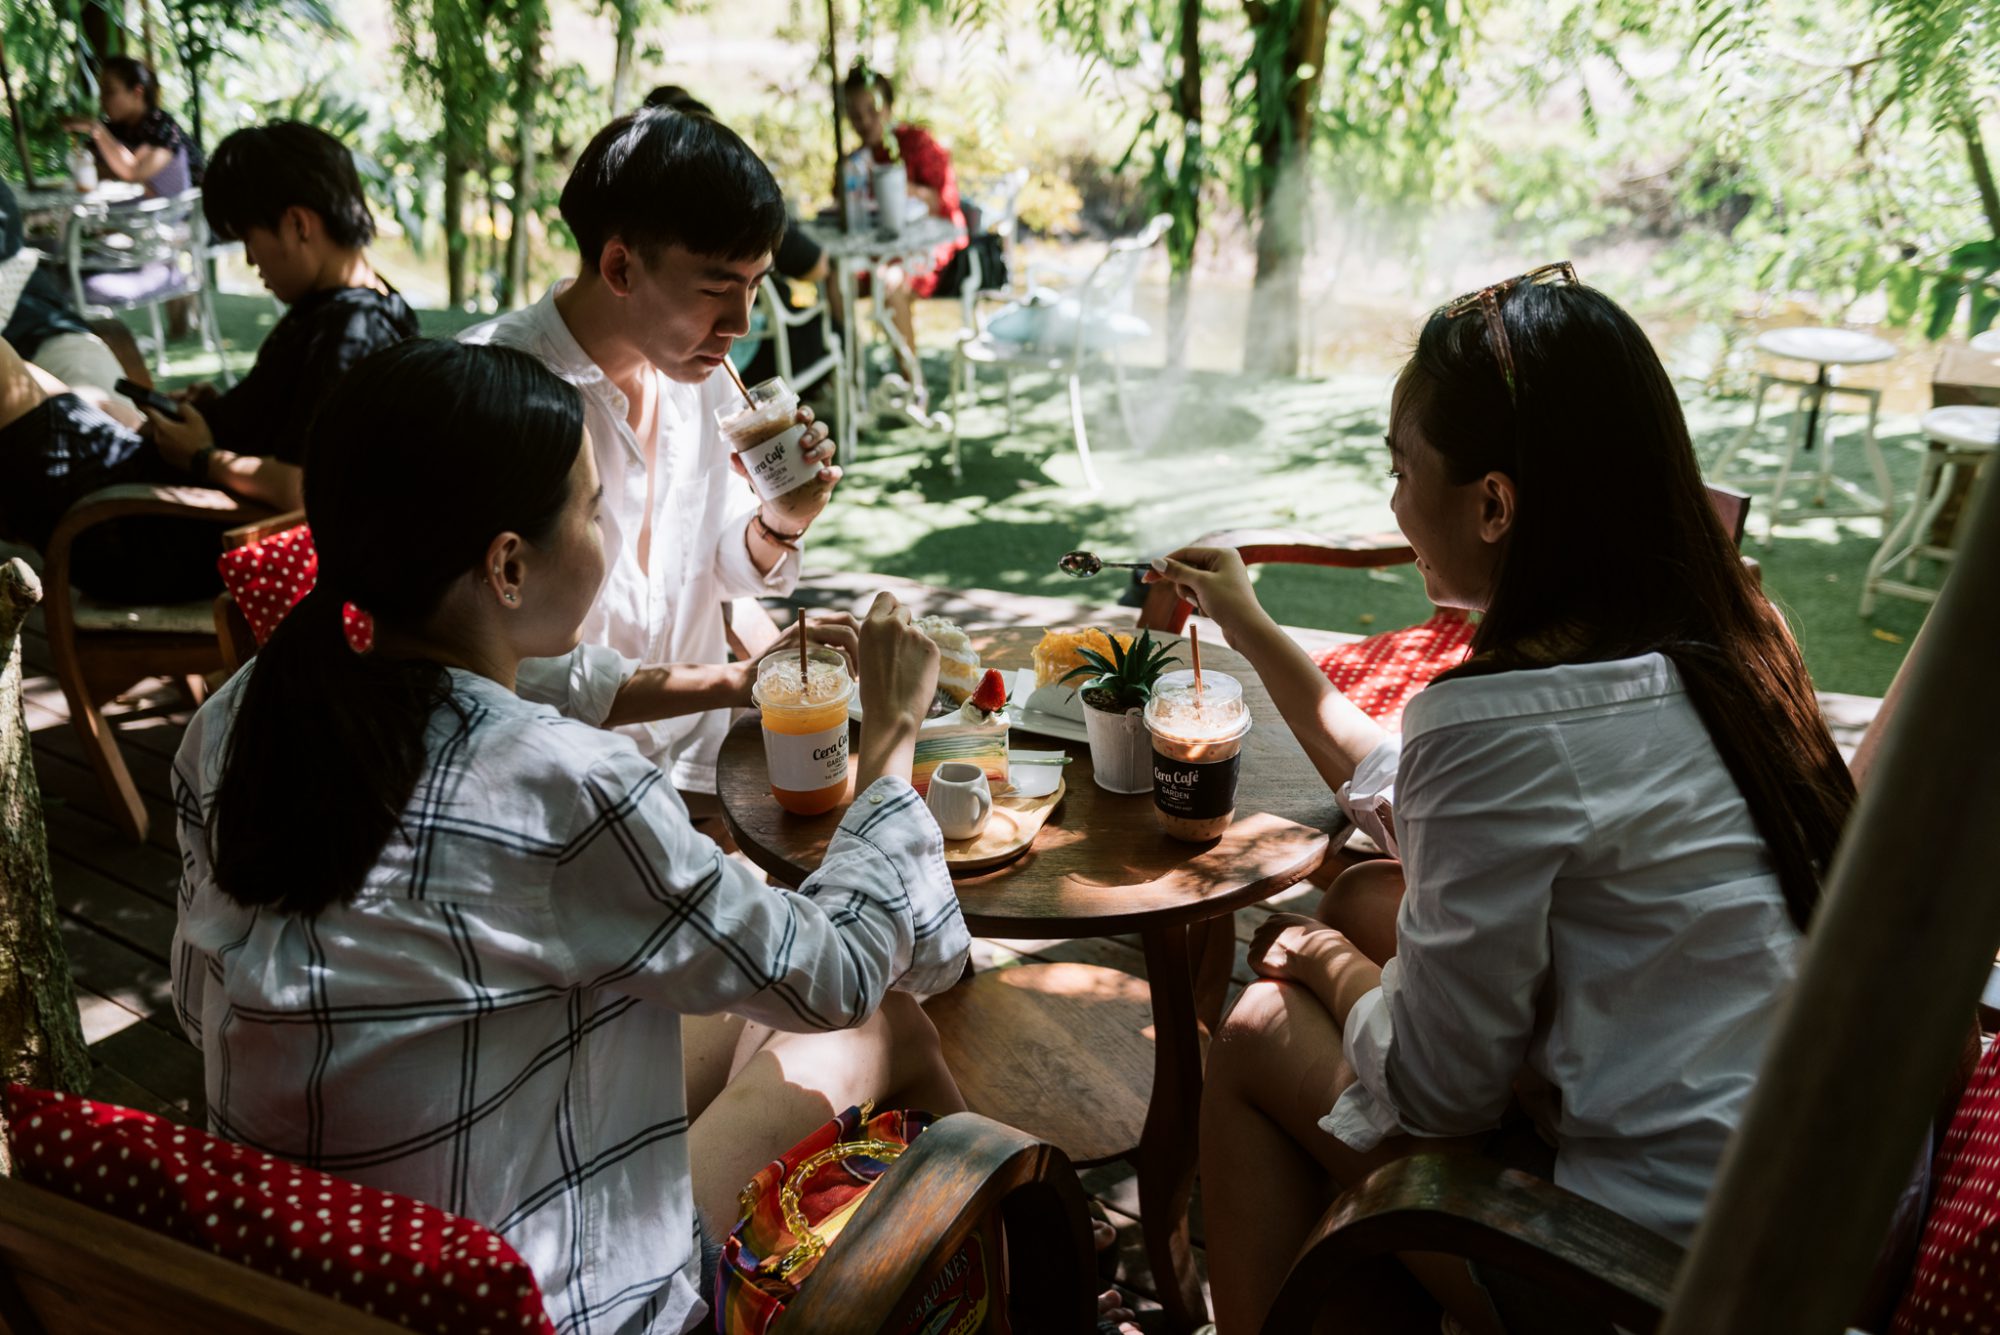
[717,625,1347,1332]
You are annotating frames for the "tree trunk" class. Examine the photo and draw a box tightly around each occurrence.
[1243,0,1330,376]
[1962,115,2000,242]
[444,142,470,307]
[1165,0,1202,368]
[504,1,543,309]
[0,560,93,1173]
[609,0,638,115]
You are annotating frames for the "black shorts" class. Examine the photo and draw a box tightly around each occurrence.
[0,392,227,603]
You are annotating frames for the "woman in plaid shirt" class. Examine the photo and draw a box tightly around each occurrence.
[172,338,970,1335]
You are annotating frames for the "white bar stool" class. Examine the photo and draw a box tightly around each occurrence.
[1710,327,1897,544]
[1860,404,1998,613]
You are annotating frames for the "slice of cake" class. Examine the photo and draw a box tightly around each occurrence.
[1024,627,1135,721]
[912,671,1010,796]
[915,614,983,705]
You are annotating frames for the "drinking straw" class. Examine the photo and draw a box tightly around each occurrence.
[1190,623,1203,701]
[799,612,811,699]
[723,359,757,410]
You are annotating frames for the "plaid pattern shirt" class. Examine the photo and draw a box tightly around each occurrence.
[171,668,969,1335]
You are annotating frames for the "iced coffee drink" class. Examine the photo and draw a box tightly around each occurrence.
[752,648,856,816]
[1144,670,1252,842]
[715,377,822,519]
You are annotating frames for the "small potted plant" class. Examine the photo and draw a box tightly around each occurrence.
[1060,630,1180,793]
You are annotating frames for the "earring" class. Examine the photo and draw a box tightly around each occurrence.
[503,592,518,604]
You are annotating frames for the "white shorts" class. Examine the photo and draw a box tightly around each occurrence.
[33,331,136,419]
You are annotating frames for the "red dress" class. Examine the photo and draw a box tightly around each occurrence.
[873,123,966,297]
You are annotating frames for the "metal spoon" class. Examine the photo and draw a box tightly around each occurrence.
[1058,550,1153,578]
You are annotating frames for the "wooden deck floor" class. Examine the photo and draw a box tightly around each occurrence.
[13,571,1886,1321]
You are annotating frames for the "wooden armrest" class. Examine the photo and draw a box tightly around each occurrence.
[49,484,274,554]
[224,508,306,550]
[1137,528,1417,632]
[781,1112,1096,1333]
[1261,1153,1679,1335]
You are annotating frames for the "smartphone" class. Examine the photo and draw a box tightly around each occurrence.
[115,378,184,421]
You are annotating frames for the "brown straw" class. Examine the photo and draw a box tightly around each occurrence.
[1190,623,1203,699]
[723,359,757,410]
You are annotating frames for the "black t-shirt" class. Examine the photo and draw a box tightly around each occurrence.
[202,284,419,464]
[103,109,205,185]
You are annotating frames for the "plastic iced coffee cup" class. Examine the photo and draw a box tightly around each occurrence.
[715,377,821,507]
[1144,670,1253,842]
[751,647,856,816]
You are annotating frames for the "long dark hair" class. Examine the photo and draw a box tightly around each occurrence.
[1402,281,1853,931]
[100,56,159,111]
[208,340,585,915]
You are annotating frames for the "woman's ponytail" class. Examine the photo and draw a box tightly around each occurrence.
[205,340,584,915]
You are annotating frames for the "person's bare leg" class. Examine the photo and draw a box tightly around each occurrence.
[885,282,926,403]
[686,992,964,1238]
[1318,858,1406,964]
[1203,976,1504,1335]
[1201,979,1361,1333]
[0,339,57,435]
[87,319,150,387]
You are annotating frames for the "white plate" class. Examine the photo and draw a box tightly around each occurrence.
[846,668,1091,744]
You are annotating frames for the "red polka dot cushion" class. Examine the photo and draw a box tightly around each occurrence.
[4,1086,553,1334]
[1891,1039,2000,1334]
[1313,609,1476,730]
[215,524,374,654]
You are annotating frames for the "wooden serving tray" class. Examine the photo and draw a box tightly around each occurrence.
[943,778,1066,875]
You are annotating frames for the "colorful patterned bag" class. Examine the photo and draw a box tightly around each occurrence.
[717,1104,1002,1335]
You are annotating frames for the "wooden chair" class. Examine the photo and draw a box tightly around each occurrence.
[0,1111,1094,1335]
[211,508,306,672]
[35,483,274,842]
[1136,485,1755,639]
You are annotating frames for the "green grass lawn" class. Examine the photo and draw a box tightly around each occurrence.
[157,292,1928,698]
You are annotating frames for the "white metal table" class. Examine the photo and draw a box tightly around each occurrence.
[802,214,963,453]
[1711,326,1897,543]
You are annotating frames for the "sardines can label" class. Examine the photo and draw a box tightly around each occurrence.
[764,720,849,791]
[1151,750,1241,820]
[736,424,817,501]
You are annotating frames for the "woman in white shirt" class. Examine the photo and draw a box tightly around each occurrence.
[172,338,970,1335]
[1147,268,1854,1333]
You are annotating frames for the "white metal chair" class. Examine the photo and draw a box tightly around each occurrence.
[64,187,230,383]
[957,168,1031,347]
[948,212,1170,491]
[733,275,846,434]
[1860,404,1999,614]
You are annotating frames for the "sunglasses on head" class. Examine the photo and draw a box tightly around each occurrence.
[1436,260,1580,406]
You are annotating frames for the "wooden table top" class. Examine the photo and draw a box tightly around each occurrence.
[716,625,1344,937]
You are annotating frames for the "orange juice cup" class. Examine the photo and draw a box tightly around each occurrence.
[752,648,856,816]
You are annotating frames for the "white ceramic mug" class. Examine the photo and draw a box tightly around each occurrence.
[926,762,992,840]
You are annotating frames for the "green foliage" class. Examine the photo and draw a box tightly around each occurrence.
[1059,630,1181,711]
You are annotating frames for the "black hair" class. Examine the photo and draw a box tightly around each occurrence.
[642,85,716,118]
[99,56,159,111]
[843,64,895,107]
[202,121,375,250]
[1400,280,1853,932]
[559,109,786,269]
[208,340,585,916]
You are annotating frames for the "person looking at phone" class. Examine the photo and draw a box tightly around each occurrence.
[0,121,414,603]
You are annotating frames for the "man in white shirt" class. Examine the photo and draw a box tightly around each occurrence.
[462,109,847,799]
